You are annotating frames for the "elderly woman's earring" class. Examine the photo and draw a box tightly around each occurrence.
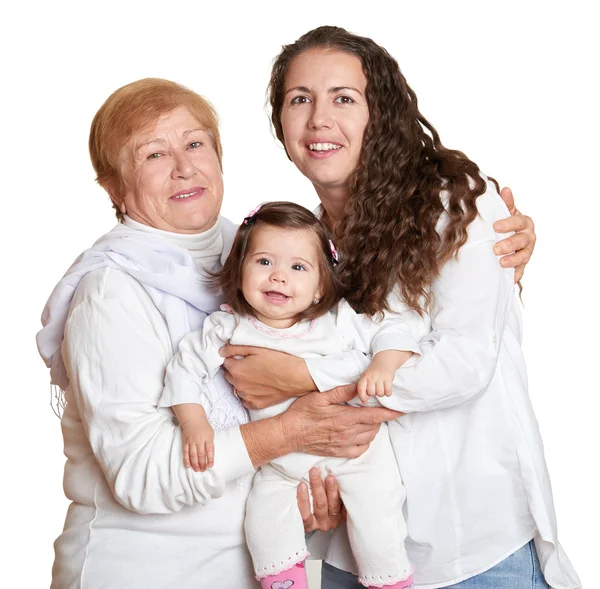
[313,297,320,305]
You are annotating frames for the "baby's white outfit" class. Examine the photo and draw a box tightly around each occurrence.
[160,300,421,587]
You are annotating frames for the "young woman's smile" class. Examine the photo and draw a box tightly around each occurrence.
[280,49,369,201]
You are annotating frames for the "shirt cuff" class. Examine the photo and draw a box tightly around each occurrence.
[210,426,255,483]
[305,352,364,392]
[372,334,422,362]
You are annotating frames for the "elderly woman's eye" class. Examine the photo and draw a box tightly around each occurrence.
[148,153,162,159]
[189,141,203,149]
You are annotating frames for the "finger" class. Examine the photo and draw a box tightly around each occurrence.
[189,443,199,472]
[514,265,525,282]
[297,482,314,532]
[366,380,376,398]
[207,441,215,468]
[384,380,392,397]
[499,187,517,216]
[346,443,371,459]
[350,406,403,425]
[323,383,358,405]
[309,468,328,522]
[325,476,342,518]
[198,444,207,472]
[499,249,531,269]
[493,213,532,234]
[494,232,531,256]
[376,381,385,397]
[219,344,255,358]
[184,444,191,469]
[357,378,366,400]
[222,369,234,386]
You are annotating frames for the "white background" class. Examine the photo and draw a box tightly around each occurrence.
[1,1,597,587]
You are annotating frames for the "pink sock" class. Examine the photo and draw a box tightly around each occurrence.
[259,561,308,589]
[368,574,414,589]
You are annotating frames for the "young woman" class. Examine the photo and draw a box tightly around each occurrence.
[221,26,581,589]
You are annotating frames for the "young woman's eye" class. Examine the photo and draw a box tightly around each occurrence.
[292,263,307,272]
[257,258,272,266]
[290,95,310,105]
[335,96,354,104]
[188,141,203,149]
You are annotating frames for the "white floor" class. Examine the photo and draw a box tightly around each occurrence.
[307,559,323,588]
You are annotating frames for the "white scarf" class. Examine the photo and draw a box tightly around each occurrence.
[36,216,238,406]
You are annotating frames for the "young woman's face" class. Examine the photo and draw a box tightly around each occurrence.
[280,49,369,199]
[241,225,322,329]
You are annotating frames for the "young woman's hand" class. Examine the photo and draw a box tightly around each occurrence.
[297,468,346,533]
[494,187,536,281]
[220,345,314,409]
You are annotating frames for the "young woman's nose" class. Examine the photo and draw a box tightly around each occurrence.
[308,99,334,130]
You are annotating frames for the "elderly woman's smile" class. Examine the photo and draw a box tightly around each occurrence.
[115,106,224,234]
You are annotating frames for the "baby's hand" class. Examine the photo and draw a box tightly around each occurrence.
[182,421,215,472]
[356,367,394,404]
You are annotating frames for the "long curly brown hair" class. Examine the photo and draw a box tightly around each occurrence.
[269,26,495,315]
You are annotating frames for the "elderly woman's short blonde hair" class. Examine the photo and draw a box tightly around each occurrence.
[89,78,223,221]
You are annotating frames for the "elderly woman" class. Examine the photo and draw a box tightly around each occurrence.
[36,79,403,588]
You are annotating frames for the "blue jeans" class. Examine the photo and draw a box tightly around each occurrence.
[321,540,549,588]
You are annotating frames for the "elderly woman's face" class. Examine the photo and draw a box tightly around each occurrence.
[116,107,224,233]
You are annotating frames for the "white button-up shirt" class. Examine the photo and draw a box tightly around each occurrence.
[307,183,581,588]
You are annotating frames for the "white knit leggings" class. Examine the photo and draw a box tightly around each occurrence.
[244,424,412,587]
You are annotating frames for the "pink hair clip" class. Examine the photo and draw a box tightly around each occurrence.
[329,239,339,265]
[243,204,262,225]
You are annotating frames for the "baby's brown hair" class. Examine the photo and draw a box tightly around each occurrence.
[209,201,344,321]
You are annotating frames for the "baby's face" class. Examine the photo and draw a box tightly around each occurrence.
[241,225,322,328]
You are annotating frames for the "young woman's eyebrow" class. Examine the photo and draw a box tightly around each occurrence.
[329,86,363,96]
[285,86,311,95]
[285,85,363,96]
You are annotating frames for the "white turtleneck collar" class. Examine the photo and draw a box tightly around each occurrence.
[123,215,225,272]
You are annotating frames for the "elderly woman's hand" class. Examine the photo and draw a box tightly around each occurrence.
[220,345,314,409]
[494,187,536,282]
[282,384,402,458]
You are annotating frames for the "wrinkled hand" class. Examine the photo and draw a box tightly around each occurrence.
[493,187,536,282]
[220,345,313,409]
[181,422,215,472]
[297,468,346,533]
[282,383,402,459]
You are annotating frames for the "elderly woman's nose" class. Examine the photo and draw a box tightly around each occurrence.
[172,150,196,178]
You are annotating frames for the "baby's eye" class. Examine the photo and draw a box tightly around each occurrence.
[257,258,272,266]
[290,95,310,105]
[334,96,354,104]
[292,263,307,271]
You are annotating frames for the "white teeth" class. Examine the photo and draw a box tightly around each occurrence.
[308,143,341,151]
[173,191,196,199]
